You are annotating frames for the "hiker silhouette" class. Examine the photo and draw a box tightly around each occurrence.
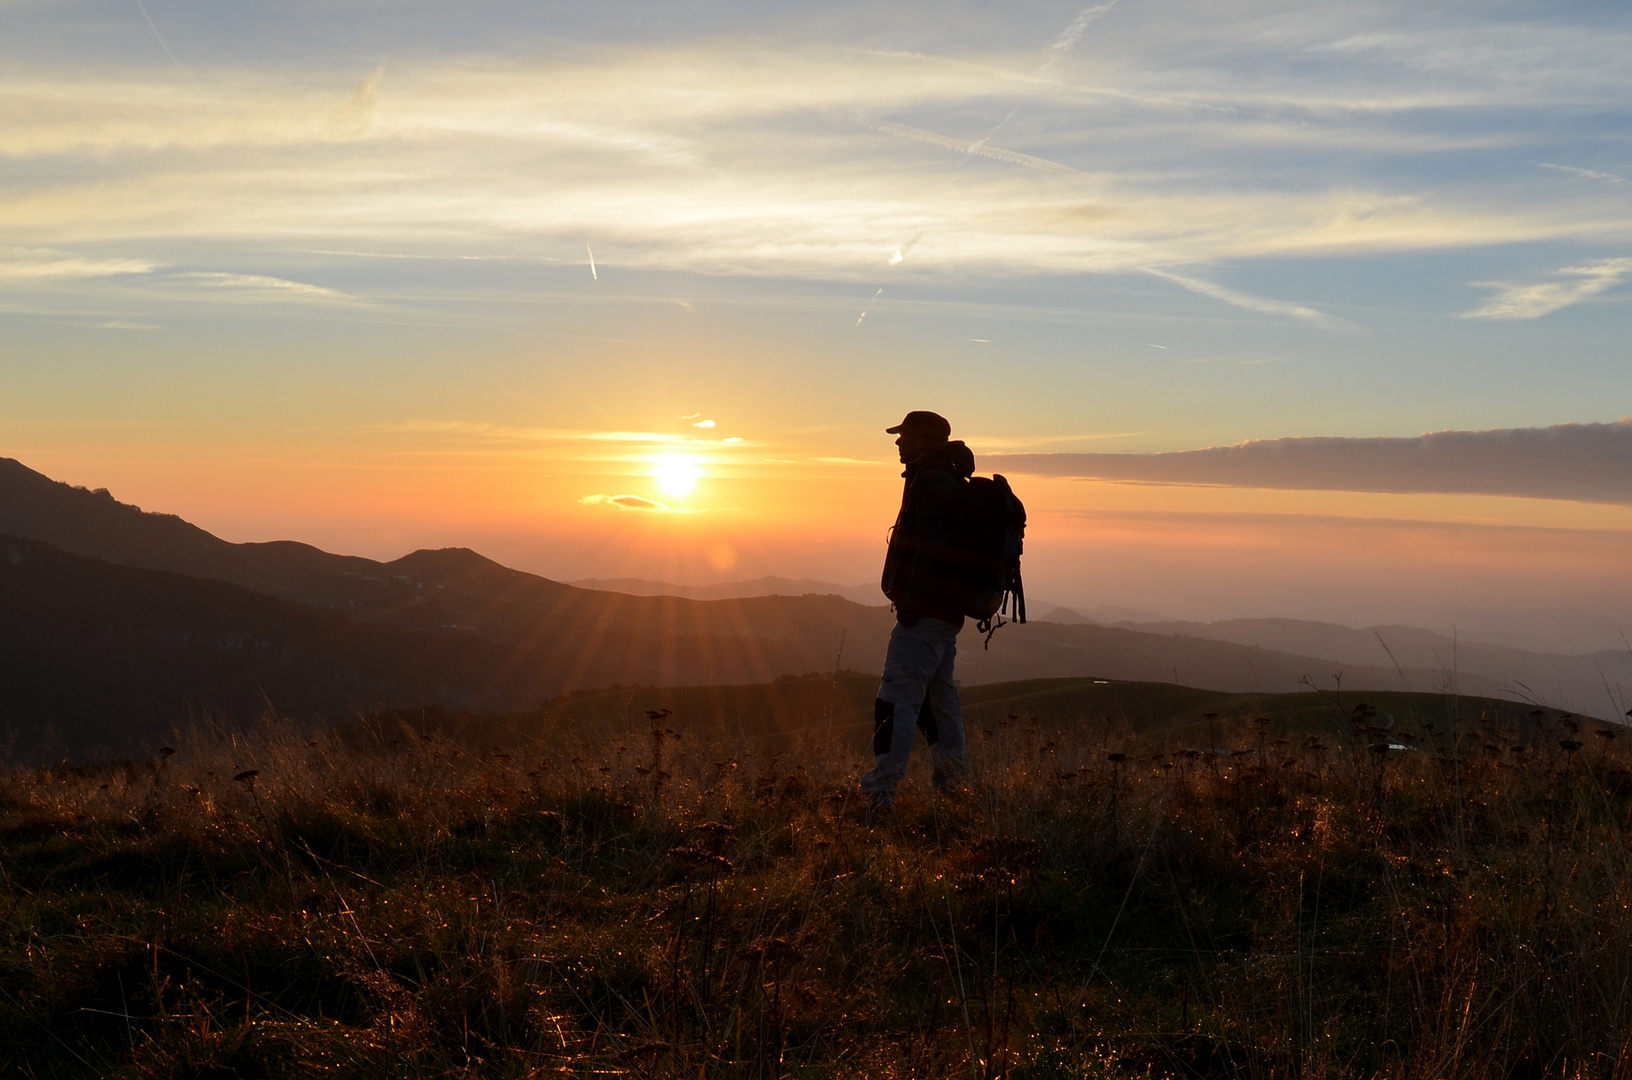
[860,411,975,813]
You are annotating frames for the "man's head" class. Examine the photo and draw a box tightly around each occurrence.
[886,410,951,465]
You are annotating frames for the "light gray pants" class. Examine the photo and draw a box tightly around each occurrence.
[860,616,968,805]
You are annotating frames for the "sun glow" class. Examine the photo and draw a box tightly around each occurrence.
[652,453,702,498]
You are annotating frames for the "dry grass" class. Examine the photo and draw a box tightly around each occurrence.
[4,701,1632,1078]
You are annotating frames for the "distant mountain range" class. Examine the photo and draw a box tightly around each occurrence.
[584,580,1629,659]
[569,579,1180,625]
[1,455,1626,755]
[571,576,886,606]
[568,577,1631,684]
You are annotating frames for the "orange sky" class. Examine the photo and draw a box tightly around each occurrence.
[15,425,1632,630]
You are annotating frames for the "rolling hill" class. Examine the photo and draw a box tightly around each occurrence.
[409,671,1561,757]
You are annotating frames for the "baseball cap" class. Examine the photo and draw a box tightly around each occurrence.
[885,410,951,439]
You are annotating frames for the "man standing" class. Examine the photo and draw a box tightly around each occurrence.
[861,410,974,814]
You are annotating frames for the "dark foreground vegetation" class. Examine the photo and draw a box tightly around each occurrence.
[5,679,1632,1078]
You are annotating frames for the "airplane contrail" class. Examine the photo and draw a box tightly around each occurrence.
[981,4,1119,148]
[1144,268,1346,329]
[864,117,1079,174]
[1041,2,1119,71]
[855,287,883,327]
[586,244,597,280]
[965,106,1021,161]
[133,0,200,86]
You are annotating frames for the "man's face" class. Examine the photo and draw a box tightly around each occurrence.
[895,429,935,464]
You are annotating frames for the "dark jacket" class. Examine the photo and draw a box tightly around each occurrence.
[881,439,976,627]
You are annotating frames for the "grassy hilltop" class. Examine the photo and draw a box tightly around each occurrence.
[4,676,1631,1078]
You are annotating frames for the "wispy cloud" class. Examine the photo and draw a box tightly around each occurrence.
[171,272,357,302]
[101,320,158,330]
[405,422,630,442]
[377,420,748,451]
[0,247,157,281]
[1,29,1625,286]
[1463,259,1632,320]
[0,6,1629,298]
[568,429,715,444]
[1535,162,1624,184]
[989,420,1632,505]
[579,493,672,511]
[1143,268,1346,328]
[324,63,385,141]
[579,493,704,513]
[968,431,1151,449]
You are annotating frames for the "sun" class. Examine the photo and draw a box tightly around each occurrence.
[652,453,702,498]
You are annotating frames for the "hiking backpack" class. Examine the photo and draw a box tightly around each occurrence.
[954,473,1027,645]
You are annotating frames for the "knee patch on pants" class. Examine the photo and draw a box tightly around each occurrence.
[916,697,939,745]
[873,696,939,756]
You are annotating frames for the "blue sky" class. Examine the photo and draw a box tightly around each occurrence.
[3,0,1631,627]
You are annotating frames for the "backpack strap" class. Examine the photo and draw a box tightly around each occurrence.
[975,562,1026,649]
